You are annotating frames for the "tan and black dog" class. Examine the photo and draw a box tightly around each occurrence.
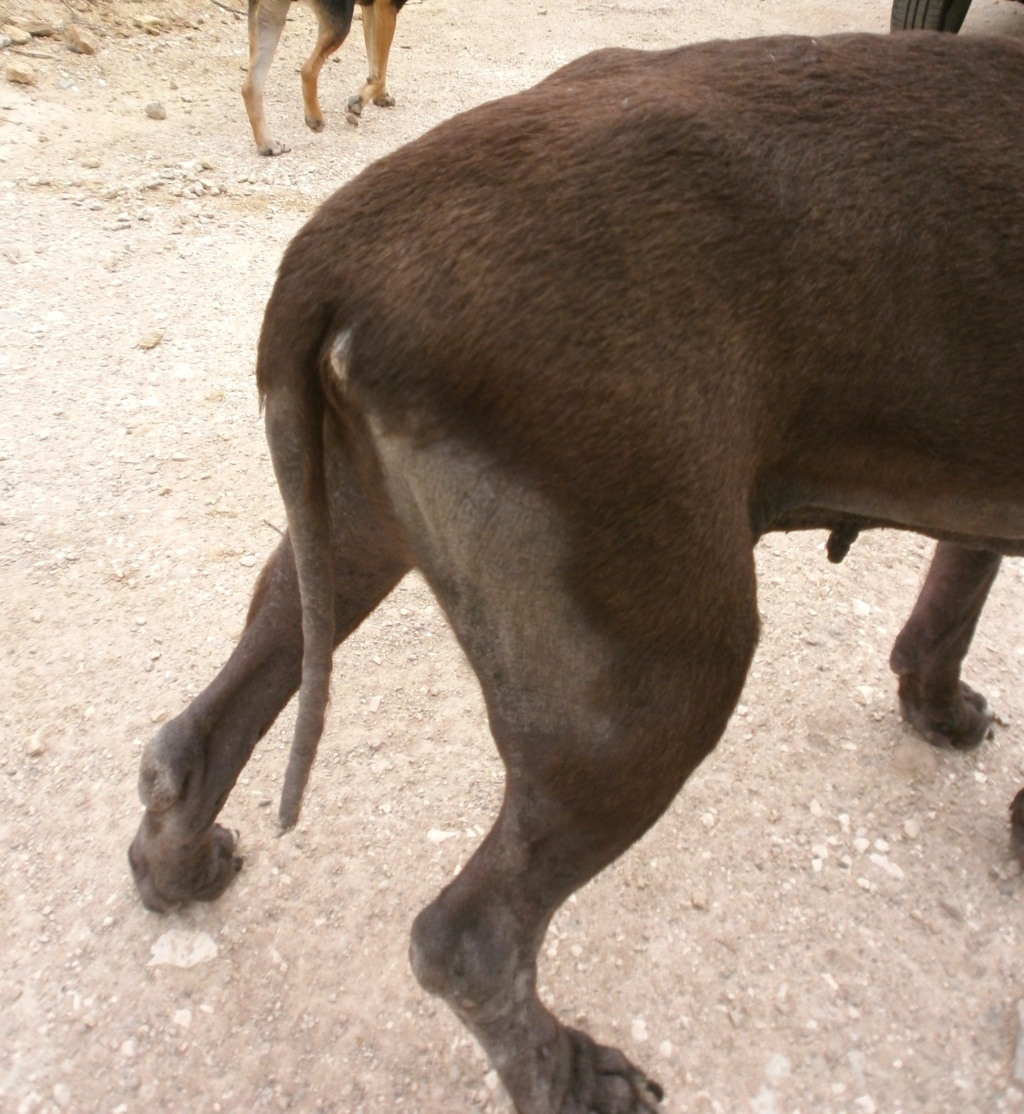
[243,0,408,155]
[132,33,1024,1113]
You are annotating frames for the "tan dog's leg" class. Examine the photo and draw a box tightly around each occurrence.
[242,0,290,156]
[347,0,398,117]
[301,3,356,133]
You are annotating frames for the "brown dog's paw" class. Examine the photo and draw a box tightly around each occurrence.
[561,1027,663,1113]
[372,92,396,108]
[129,822,241,913]
[897,677,993,750]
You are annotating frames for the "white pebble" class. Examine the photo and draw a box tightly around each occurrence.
[631,1017,648,1043]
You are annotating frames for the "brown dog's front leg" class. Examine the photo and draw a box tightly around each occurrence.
[889,541,1001,749]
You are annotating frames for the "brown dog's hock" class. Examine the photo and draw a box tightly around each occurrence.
[243,0,408,156]
[132,33,1024,1113]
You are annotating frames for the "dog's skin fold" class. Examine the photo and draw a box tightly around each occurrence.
[131,33,1023,1113]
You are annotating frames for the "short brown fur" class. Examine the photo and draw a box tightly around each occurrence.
[132,33,1024,1112]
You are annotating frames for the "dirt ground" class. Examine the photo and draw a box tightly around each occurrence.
[2,1,1024,1112]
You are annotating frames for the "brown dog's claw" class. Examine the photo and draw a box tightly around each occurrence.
[563,1027,663,1113]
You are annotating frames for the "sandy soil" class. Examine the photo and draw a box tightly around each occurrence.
[1,1,1023,1112]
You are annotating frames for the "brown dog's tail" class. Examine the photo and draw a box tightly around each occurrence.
[257,270,335,830]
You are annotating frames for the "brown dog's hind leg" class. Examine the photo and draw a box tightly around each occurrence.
[889,541,1001,750]
[347,0,398,117]
[409,624,757,1111]
[243,0,291,156]
[129,446,409,911]
[393,447,758,1112]
[301,3,356,133]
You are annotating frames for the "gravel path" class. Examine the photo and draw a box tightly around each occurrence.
[1,2,1022,1111]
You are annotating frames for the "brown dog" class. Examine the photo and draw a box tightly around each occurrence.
[131,33,1024,1112]
[243,0,408,155]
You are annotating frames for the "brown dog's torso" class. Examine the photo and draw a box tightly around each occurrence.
[270,34,1024,575]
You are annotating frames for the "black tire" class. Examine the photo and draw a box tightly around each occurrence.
[890,0,973,31]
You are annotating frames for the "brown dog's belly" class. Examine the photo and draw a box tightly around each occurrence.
[759,451,1024,555]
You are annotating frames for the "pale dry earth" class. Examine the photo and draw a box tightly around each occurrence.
[1,1,1023,1112]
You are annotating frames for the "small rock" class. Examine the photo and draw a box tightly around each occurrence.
[150,708,169,724]
[172,1008,192,1029]
[25,21,56,37]
[149,930,218,968]
[765,1053,791,1083]
[903,818,920,839]
[137,331,163,350]
[853,1097,877,1114]
[3,25,32,46]
[65,25,99,55]
[239,554,256,567]
[852,598,871,616]
[51,1082,71,1109]
[691,890,708,910]
[80,155,101,169]
[483,1070,498,1092]
[145,101,167,121]
[26,731,45,757]
[938,896,965,922]
[631,1017,648,1043]
[869,853,904,880]
[134,15,169,34]
[427,829,458,844]
[5,63,36,86]
[853,837,870,855]
[659,1039,673,1059]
